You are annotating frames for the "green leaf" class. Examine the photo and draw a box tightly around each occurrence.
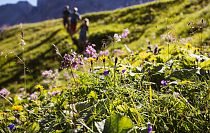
[30,122,40,133]
[7,116,15,121]
[87,91,98,100]
[103,113,133,133]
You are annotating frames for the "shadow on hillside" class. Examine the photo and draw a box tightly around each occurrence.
[73,31,115,53]
[0,29,61,67]
[0,35,68,92]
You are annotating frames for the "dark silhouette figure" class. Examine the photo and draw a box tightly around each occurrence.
[79,18,89,52]
[70,7,81,36]
[63,5,70,30]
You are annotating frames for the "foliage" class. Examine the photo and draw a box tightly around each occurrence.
[0,0,210,132]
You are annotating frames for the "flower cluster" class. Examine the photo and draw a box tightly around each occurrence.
[99,50,109,61]
[161,80,168,86]
[49,90,61,96]
[85,44,97,58]
[42,70,53,78]
[121,28,130,38]
[30,92,38,100]
[7,124,15,131]
[161,33,176,43]
[99,50,109,57]
[0,88,10,97]
[61,52,83,69]
[114,28,130,42]
[12,105,23,111]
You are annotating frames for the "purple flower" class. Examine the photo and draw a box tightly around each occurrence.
[121,28,129,38]
[71,62,78,69]
[7,124,15,131]
[122,69,126,73]
[85,45,97,57]
[61,52,83,69]
[0,88,10,97]
[148,123,152,133]
[42,70,53,78]
[30,92,38,100]
[113,49,124,56]
[103,70,109,76]
[99,50,109,56]
[50,91,61,96]
[19,88,25,92]
[161,80,167,86]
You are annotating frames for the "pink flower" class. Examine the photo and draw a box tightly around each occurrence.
[0,88,10,97]
[99,50,109,56]
[85,45,97,57]
[121,28,129,38]
[30,92,38,100]
[42,70,53,78]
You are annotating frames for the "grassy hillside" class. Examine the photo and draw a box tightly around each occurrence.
[0,0,210,132]
[0,0,210,91]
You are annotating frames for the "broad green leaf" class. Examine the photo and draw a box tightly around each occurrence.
[30,122,40,133]
[103,113,133,133]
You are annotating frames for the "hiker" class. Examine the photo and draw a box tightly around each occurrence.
[79,18,89,52]
[70,7,81,36]
[62,5,70,30]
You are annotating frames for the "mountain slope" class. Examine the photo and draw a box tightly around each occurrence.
[0,0,210,91]
[0,0,153,27]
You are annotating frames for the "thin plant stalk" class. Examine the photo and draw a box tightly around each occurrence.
[168,43,170,60]
[22,47,26,90]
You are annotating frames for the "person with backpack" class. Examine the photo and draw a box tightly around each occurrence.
[70,7,81,36]
[62,5,70,31]
[79,18,89,52]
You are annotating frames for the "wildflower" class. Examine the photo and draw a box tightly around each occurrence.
[179,37,192,44]
[122,69,126,73]
[12,105,23,111]
[113,49,124,56]
[103,70,109,76]
[99,50,109,57]
[161,33,176,43]
[50,91,61,96]
[148,123,152,133]
[139,51,151,60]
[114,34,121,42]
[7,124,15,131]
[173,92,180,98]
[189,54,209,62]
[61,53,75,69]
[30,92,38,100]
[85,45,97,57]
[99,55,108,62]
[186,42,192,49]
[0,88,10,97]
[121,28,129,38]
[35,84,44,90]
[20,39,26,46]
[161,80,167,86]
[71,61,78,69]
[42,70,53,78]
[87,57,96,63]
[19,88,25,92]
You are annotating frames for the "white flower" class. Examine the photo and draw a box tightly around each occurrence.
[114,34,121,42]
[20,39,26,46]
